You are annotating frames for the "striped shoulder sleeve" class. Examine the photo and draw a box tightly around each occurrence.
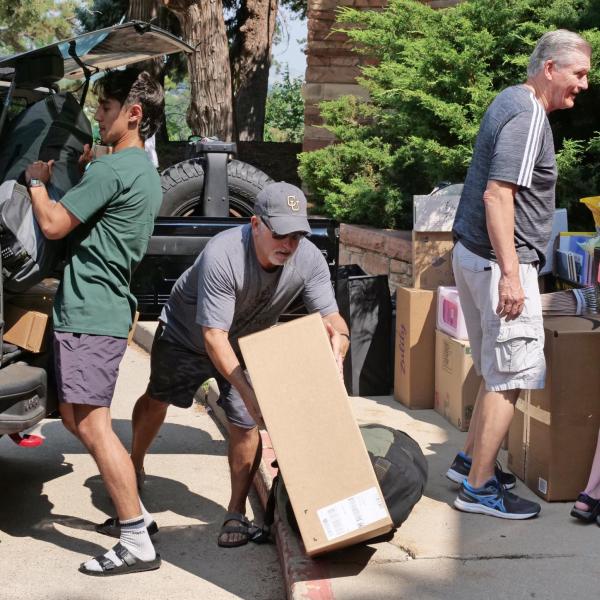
[488,93,547,190]
[516,93,545,188]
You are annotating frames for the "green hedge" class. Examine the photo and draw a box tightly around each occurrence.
[299,0,600,230]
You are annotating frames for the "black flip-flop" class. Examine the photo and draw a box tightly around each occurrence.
[79,543,161,576]
[217,512,262,548]
[95,517,159,539]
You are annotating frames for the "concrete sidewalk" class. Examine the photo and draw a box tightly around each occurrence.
[134,321,599,600]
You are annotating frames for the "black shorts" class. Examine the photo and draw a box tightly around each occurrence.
[147,324,256,429]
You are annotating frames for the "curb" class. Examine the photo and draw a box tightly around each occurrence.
[133,321,335,600]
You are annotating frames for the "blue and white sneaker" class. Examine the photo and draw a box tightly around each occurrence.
[454,478,540,520]
[446,452,516,490]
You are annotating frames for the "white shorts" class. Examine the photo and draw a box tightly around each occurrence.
[452,241,546,392]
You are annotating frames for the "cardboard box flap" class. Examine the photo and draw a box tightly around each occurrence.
[413,194,460,232]
[544,315,600,335]
[239,313,392,554]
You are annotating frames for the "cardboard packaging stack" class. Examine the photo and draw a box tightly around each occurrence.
[432,285,481,431]
[3,279,58,353]
[239,313,393,556]
[393,287,437,409]
[508,316,600,501]
[393,194,459,410]
[434,330,480,432]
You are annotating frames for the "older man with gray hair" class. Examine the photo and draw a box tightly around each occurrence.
[446,30,591,519]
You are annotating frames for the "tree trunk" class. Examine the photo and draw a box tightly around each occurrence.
[127,1,166,80]
[162,0,234,140]
[128,0,171,140]
[128,0,160,22]
[230,0,278,141]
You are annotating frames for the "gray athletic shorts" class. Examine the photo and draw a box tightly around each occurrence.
[54,331,128,407]
[452,241,546,392]
[146,324,256,430]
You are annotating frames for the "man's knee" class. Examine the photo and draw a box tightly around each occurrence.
[59,403,79,437]
[136,391,169,417]
[229,423,259,444]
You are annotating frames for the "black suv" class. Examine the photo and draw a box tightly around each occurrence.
[0,22,338,446]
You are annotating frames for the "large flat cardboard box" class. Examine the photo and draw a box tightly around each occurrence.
[239,313,393,556]
[507,316,600,501]
[394,287,436,409]
[412,231,455,289]
[434,330,481,431]
[3,305,50,353]
[3,278,57,353]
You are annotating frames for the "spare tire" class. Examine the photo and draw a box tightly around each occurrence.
[159,158,273,217]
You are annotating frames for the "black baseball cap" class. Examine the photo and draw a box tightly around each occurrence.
[254,182,311,235]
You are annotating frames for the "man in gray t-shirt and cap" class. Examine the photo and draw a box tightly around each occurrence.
[447,30,591,520]
[96,181,349,548]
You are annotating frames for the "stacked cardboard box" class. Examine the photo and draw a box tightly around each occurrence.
[393,287,437,409]
[508,316,600,501]
[434,330,480,432]
[393,195,458,410]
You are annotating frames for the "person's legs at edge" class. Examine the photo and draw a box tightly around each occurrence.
[574,428,600,511]
[72,404,156,570]
[218,424,262,546]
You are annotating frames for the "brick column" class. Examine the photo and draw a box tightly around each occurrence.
[303,0,461,153]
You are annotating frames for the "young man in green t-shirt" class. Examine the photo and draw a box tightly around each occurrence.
[25,69,164,576]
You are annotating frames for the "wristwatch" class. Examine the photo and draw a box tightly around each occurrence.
[29,178,44,188]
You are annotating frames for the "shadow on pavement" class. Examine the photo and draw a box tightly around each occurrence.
[0,416,276,600]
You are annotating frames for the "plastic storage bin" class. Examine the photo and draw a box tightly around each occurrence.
[437,286,469,340]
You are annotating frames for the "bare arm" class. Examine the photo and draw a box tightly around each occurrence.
[483,179,523,320]
[25,161,80,240]
[202,326,264,428]
[322,311,350,375]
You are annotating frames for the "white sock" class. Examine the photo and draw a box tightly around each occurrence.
[139,499,154,528]
[82,548,125,573]
[119,515,156,561]
[82,516,155,573]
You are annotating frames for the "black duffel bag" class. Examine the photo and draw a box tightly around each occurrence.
[255,424,428,543]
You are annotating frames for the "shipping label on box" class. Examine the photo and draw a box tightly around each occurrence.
[434,330,481,431]
[239,313,392,556]
[394,288,436,409]
[412,231,455,290]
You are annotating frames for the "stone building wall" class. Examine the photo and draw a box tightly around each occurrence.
[339,224,413,289]
[303,0,460,152]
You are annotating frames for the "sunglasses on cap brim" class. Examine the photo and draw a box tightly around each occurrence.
[260,216,308,241]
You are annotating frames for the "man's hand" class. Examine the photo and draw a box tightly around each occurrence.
[241,387,265,429]
[325,322,346,377]
[78,144,93,173]
[25,160,54,185]
[497,273,525,321]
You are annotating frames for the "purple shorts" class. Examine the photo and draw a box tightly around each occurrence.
[54,331,128,407]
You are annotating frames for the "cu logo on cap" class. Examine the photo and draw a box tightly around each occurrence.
[287,195,300,212]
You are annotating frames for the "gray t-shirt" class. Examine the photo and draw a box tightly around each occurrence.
[453,85,557,268]
[160,224,339,355]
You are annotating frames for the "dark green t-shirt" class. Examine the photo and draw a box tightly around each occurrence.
[53,147,161,337]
